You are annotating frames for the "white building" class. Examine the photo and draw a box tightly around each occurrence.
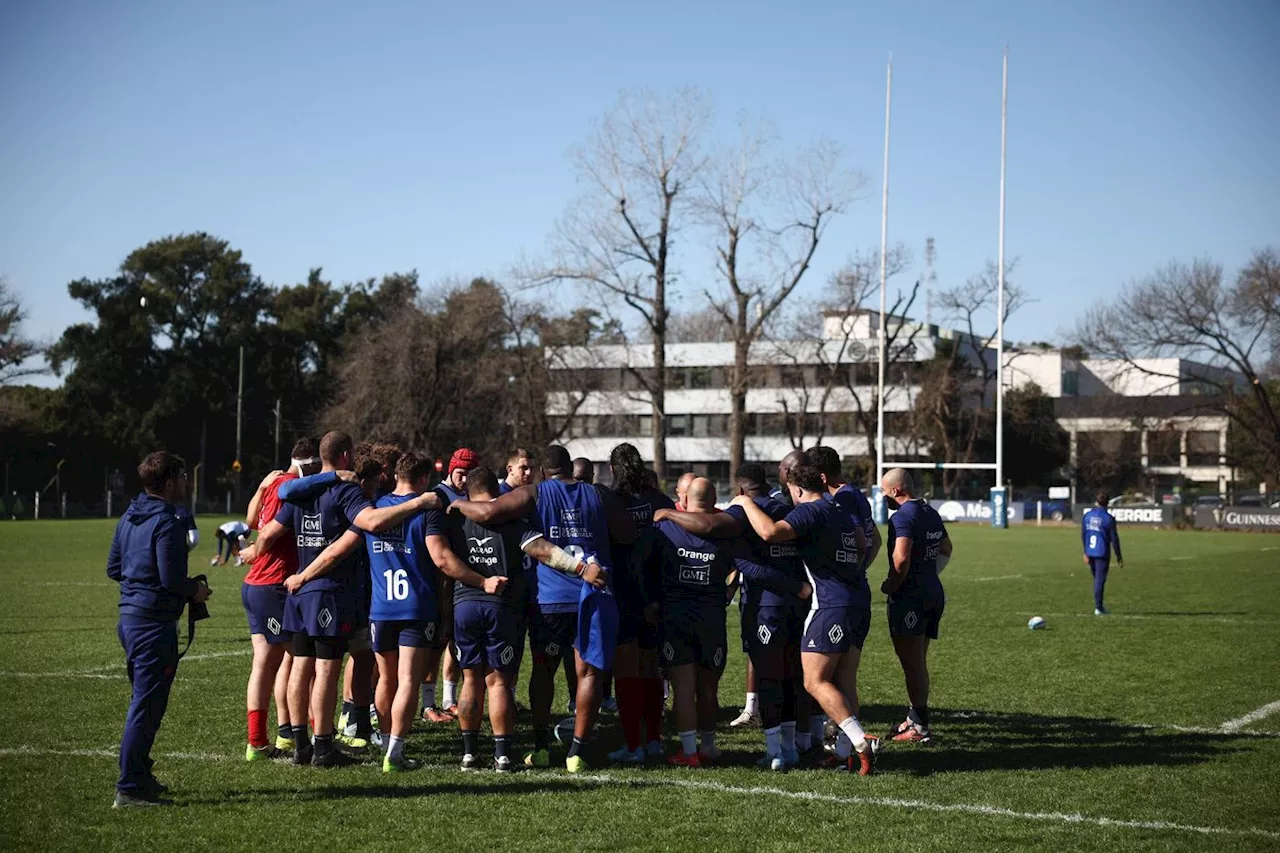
[1003,349,1239,494]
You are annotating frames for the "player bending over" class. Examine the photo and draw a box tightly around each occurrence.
[213,520,250,566]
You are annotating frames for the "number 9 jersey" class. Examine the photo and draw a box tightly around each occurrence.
[365,492,444,624]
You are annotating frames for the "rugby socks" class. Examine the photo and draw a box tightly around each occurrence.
[534,727,551,751]
[314,733,335,757]
[387,735,405,761]
[461,730,479,757]
[294,725,310,754]
[642,678,664,744]
[809,714,827,743]
[247,709,268,748]
[698,730,716,754]
[494,736,511,760]
[743,692,759,716]
[352,705,372,739]
[442,680,459,710]
[278,723,294,743]
[908,705,931,731]
[567,736,586,760]
[679,730,697,755]
[616,677,644,750]
[420,682,436,711]
[341,700,354,724]
[837,716,868,753]
[764,725,782,758]
[780,721,797,752]
[757,679,783,730]
[795,731,812,751]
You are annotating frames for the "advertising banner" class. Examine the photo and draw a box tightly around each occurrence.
[1194,506,1280,532]
[930,499,1024,524]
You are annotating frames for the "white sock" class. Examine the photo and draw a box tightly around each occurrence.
[838,716,868,753]
[795,731,812,751]
[743,692,758,716]
[764,725,782,758]
[835,732,852,759]
[699,730,716,753]
[680,730,697,754]
[388,735,405,760]
[421,682,436,709]
[809,714,826,742]
[443,680,458,709]
[780,721,797,751]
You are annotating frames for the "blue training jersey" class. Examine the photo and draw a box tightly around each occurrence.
[1082,507,1122,561]
[884,498,947,602]
[365,493,444,622]
[534,479,614,608]
[784,498,869,610]
[726,497,803,609]
[435,481,467,507]
[273,481,372,594]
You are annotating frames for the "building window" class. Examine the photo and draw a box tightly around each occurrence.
[1148,430,1180,466]
[1187,431,1220,467]
[637,415,652,437]
[692,414,709,437]
[1063,370,1079,396]
[667,414,690,436]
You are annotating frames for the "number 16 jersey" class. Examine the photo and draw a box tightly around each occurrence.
[365,492,443,623]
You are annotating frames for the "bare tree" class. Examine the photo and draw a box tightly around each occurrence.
[0,277,45,384]
[668,305,731,343]
[1075,249,1280,484]
[697,124,863,472]
[542,89,711,481]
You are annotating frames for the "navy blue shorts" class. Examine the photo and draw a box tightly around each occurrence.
[660,602,728,671]
[241,582,289,645]
[801,606,870,653]
[454,601,525,674]
[887,594,944,639]
[370,618,439,653]
[617,610,660,648]
[283,588,357,639]
[743,604,798,659]
[529,608,576,665]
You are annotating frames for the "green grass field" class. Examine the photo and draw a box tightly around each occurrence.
[1,518,1278,852]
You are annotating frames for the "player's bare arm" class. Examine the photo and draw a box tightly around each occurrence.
[425,533,507,596]
[238,518,286,564]
[522,535,604,589]
[449,484,536,525]
[730,494,795,543]
[652,507,743,538]
[245,470,283,530]
[352,491,438,533]
[881,535,913,596]
[284,528,361,594]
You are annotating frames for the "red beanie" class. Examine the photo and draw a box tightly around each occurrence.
[448,448,480,474]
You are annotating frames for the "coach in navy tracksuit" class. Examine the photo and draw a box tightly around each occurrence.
[106,452,211,807]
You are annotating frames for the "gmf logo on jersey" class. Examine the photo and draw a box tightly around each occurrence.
[828,623,844,645]
[302,514,322,535]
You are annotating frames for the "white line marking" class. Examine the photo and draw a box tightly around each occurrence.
[0,746,1276,840]
[0,671,125,680]
[75,649,251,674]
[969,574,1024,582]
[1023,611,1280,626]
[1261,547,1278,552]
[1220,700,1280,733]
[1168,556,1194,561]
[0,648,251,680]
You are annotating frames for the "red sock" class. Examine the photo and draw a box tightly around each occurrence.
[248,709,268,748]
[642,678,664,744]
[617,677,644,750]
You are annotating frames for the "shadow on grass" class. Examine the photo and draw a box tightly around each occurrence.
[186,777,588,805]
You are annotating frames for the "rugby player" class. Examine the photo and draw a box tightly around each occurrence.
[244,431,438,766]
[238,439,321,759]
[449,444,635,773]
[175,504,199,552]
[572,457,594,484]
[658,463,814,769]
[673,471,695,511]
[500,448,534,494]
[430,448,480,721]
[879,468,952,743]
[605,442,675,764]
[212,520,250,566]
[807,446,882,570]
[1081,491,1123,615]
[450,466,595,771]
[731,462,878,775]
[637,478,737,767]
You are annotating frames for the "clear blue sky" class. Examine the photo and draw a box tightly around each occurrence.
[3,0,1277,383]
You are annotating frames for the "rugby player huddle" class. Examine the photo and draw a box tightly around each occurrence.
[234,431,952,776]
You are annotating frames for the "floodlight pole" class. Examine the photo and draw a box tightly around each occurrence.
[995,47,1009,492]
[876,53,893,486]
